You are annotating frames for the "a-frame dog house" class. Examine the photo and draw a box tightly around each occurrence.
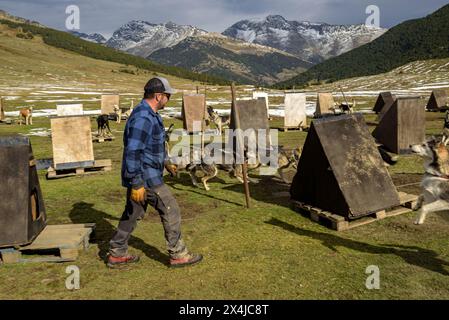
[48,115,112,178]
[426,90,448,111]
[373,92,396,114]
[0,136,47,247]
[101,94,120,115]
[290,114,401,219]
[284,93,307,129]
[315,93,335,116]
[252,91,269,118]
[50,116,95,170]
[372,98,425,154]
[57,104,84,117]
[181,94,206,133]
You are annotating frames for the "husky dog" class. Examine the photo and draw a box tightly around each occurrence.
[207,106,230,135]
[165,147,218,191]
[411,136,449,224]
[113,105,122,124]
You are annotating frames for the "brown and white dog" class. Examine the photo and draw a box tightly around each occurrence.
[411,136,449,224]
[19,106,33,125]
[207,106,230,135]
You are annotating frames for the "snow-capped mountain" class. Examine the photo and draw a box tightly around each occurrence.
[223,15,387,63]
[106,20,207,57]
[70,31,107,44]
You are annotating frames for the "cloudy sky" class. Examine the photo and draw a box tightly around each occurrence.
[1,0,448,38]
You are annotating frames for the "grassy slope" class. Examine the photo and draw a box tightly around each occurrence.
[0,24,449,300]
[0,18,230,86]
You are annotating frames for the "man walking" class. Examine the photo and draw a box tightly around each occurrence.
[108,77,203,268]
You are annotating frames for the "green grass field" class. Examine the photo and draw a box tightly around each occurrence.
[1,112,449,300]
[1,23,449,300]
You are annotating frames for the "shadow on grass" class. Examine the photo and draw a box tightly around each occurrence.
[266,217,449,276]
[69,202,168,266]
[222,175,292,207]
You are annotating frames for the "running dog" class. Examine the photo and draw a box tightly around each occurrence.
[165,147,218,191]
[410,136,449,224]
[207,106,230,135]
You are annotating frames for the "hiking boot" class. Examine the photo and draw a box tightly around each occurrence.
[107,254,140,268]
[169,252,203,268]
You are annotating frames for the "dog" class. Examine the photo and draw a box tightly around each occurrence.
[19,106,33,125]
[410,136,449,225]
[339,99,356,114]
[165,146,219,191]
[122,99,135,121]
[276,146,302,183]
[97,114,112,137]
[207,106,230,135]
[113,105,122,124]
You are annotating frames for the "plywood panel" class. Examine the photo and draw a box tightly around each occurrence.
[316,93,335,116]
[181,94,206,133]
[284,93,306,128]
[101,94,120,115]
[57,104,84,116]
[51,116,94,169]
[252,91,269,116]
[373,98,425,154]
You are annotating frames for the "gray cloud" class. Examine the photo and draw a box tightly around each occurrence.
[1,0,448,38]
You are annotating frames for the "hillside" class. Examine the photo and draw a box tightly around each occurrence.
[275,4,449,89]
[0,16,230,86]
[148,33,312,85]
[0,20,222,117]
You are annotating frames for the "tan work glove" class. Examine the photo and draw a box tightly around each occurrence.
[130,187,146,205]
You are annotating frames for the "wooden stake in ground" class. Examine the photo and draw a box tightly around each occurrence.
[231,82,251,208]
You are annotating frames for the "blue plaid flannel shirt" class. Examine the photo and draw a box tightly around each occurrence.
[121,99,166,189]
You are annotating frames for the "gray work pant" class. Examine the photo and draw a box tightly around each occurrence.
[109,183,188,259]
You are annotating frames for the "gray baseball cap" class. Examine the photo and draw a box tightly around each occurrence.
[144,76,176,95]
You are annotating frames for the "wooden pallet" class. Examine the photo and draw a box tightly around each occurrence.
[0,224,95,264]
[46,159,112,179]
[92,136,115,143]
[290,192,418,231]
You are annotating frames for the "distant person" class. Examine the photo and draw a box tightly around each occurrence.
[108,77,203,268]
